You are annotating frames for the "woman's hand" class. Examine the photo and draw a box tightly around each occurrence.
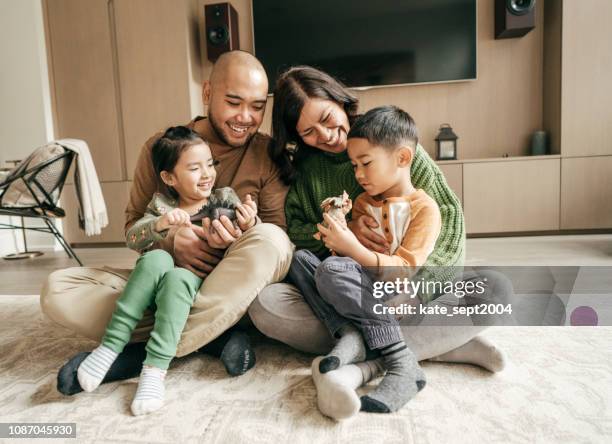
[236,194,258,231]
[155,208,191,232]
[317,213,364,258]
[349,215,389,254]
[201,215,242,249]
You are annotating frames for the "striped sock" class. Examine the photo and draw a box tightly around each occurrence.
[77,345,118,392]
[130,365,166,416]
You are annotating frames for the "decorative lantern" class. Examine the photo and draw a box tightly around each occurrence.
[435,124,458,160]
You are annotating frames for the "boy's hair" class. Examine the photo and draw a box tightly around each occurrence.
[347,105,418,149]
[152,126,205,177]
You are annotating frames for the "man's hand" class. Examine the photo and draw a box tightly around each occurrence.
[202,215,242,249]
[349,215,389,254]
[155,208,191,232]
[236,194,258,231]
[173,225,222,278]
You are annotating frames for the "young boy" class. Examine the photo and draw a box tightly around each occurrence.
[289,106,441,415]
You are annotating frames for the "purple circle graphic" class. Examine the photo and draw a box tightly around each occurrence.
[570,306,598,326]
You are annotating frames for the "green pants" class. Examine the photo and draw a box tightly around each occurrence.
[102,249,202,370]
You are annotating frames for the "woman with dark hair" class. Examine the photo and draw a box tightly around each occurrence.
[249,66,511,419]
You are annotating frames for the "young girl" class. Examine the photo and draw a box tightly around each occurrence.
[76,126,257,416]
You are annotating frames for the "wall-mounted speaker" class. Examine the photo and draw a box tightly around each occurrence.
[205,3,239,62]
[495,0,536,39]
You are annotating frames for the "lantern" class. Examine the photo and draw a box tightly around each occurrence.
[435,124,458,161]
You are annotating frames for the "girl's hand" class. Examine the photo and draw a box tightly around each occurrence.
[317,213,363,257]
[236,194,258,231]
[156,208,191,232]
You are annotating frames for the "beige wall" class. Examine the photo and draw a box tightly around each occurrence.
[199,0,545,161]
[0,0,56,254]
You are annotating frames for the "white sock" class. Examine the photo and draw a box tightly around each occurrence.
[77,345,118,392]
[428,336,507,372]
[311,357,363,420]
[131,365,167,416]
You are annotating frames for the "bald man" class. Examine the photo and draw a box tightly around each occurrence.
[41,51,294,394]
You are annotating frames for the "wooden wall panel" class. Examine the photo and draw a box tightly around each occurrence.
[561,0,612,157]
[561,156,612,229]
[463,158,560,234]
[61,181,131,244]
[114,0,193,180]
[543,0,562,154]
[45,0,124,182]
[437,163,463,205]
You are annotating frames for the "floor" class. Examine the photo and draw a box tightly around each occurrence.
[0,234,611,443]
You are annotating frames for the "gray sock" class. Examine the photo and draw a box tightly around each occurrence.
[319,324,367,373]
[360,341,426,413]
[356,358,385,383]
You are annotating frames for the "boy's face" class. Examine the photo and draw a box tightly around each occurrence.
[347,138,411,197]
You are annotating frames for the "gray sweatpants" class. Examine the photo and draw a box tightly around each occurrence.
[287,249,403,349]
[249,262,516,359]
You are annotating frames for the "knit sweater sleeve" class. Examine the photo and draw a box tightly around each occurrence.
[411,145,465,268]
[285,179,328,257]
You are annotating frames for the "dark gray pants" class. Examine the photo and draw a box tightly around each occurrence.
[288,249,403,349]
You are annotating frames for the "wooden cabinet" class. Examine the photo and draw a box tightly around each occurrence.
[437,163,463,205]
[44,0,124,182]
[113,0,194,180]
[44,0,200,244]
[61,182,131,244]
[463,158,560,234]
[561,156,612,230]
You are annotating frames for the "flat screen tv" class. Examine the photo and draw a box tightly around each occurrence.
[252,0,477,92]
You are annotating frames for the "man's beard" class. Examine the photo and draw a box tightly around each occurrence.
[208,109,256,148]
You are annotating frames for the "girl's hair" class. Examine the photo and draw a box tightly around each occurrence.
[270,66,360,184]
[152,126,205,198]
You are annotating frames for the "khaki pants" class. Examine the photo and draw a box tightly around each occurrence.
[40,223,294,357]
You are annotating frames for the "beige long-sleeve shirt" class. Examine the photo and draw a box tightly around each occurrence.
[125,116,288,260]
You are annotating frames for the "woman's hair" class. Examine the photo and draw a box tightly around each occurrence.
[152,126,205,198]
[270,66,359,184]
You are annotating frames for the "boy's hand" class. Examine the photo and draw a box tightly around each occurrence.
[317,213,363,257]
[156,208,191,232]
[236,194,258,231]
[350,215,390,253]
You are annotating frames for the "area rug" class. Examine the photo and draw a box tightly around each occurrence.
[0,295,611,443]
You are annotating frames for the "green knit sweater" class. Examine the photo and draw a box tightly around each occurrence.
[285,144,466,300]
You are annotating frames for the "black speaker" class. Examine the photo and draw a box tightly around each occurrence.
[205,3,239,62]
[495,0,536,39]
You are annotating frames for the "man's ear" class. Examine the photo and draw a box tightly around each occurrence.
[397,146,413,167]
[202,80,211,106]
[160,170,174,187]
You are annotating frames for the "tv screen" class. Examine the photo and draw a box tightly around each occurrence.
[252,0,477,92]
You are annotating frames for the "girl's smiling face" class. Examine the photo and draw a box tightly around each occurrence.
[161,143,216,203]
[296,98,351,154]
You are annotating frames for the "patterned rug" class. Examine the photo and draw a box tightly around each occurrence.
[0,295,611,444]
